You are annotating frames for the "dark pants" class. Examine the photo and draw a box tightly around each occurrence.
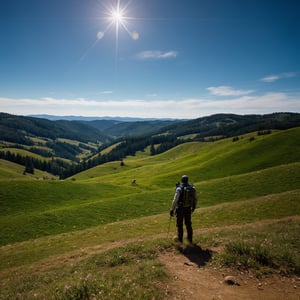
[176,207,193,243]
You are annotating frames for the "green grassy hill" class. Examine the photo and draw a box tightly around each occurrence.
[2,112,300,180]
[1,127,299,245]
[0,159,57,180]
[0,127,299,299]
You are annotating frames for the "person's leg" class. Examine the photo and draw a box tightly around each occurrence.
[176,208,184,242]
[184,208,193,243]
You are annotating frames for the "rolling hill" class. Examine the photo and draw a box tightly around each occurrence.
[1,112,300,180]
[1,127,299,245]
[0,125,299,299]
[156,112,300,139]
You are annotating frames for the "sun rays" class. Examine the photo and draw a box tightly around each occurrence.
[78,1,139,65]
[97,0,139,48]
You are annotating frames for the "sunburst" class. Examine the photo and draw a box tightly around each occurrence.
[110,5,124,24]
[97,0,139,53]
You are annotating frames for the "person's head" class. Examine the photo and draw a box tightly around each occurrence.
[181,175,188,184]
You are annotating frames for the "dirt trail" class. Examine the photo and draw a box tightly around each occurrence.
[160,217,300,300]
[160,249,299,300]
[44,216,300,269]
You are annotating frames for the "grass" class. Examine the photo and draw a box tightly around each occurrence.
[1,190,299,271]
[1,128,300,245]
[1,210,299,299]
[222,240,277,270]
[0,159,55,180]
[1,162,299,245]
[0,127,300,298]
[203,218,300,276]
[1,239,171,300]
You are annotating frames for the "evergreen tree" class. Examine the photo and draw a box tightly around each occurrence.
[25,157,34,174]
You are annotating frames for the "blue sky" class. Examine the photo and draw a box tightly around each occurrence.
[0,0,299,118]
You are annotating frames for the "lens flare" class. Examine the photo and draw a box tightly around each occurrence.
[132,31,139,40]
[97,31,104,40]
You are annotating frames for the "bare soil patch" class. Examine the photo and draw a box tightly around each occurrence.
[160,245,300,300]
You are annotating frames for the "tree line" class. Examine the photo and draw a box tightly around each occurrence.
[0,151,70,177]
[0,134,182,178]
[63,134,183,178]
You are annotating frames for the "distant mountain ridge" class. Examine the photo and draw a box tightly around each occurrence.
[156,112,300,139]
[29,114,179,122]
[1,112,300,178]
[2,112,300,145]
[0,113,179,143]
[0,112,111,144]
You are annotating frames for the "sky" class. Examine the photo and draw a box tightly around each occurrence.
[0,0,300,119]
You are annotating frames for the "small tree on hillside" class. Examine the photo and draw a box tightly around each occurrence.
[24,157,34,174]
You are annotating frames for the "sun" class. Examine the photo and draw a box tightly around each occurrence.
[111,9,124,24]
[81,0,140,63]
[97,0,139,42]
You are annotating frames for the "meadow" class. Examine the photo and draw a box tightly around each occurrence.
[0,127,299,299]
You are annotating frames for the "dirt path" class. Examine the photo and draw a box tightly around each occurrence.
[159,246,300,300]
[44,215,300,270]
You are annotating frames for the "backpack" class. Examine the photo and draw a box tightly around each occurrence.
[179,184,196,208]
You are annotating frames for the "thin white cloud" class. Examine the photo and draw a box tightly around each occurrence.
[136,50,178,60]
[260,72,297,83]
[207,86,254,96]
[1,92,299,119]
[99,90,113,95]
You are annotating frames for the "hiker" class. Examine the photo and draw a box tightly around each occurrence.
[170,175,198,243]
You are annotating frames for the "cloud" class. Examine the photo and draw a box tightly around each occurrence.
[136,50,178,60]
[1,92,299,119]
[260,72,297,83]
[207,86,254,96]
[99,90,113,95]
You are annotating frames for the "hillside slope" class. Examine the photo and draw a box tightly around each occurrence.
[157,112,300,138]
[0,193,299,299]
[73,127,300,185]
[87,119,178,137]
[1,127,299,246]
[0,159,57,180]
[1,127,300,299]
[0,112,110,144]
[1,112,300,180]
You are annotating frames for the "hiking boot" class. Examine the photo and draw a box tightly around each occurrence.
[187,239,195,246]
[173,236,183,243]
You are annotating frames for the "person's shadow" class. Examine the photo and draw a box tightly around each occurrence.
[177,244,213,267]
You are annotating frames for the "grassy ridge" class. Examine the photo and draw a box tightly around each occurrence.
[0,192,299,299]
[0,128,300,299]
[1,189,299,271]
[0,159,27,180]
[1,163,299,246]
[73,127,300,185]
[0,159,55,180]
[1,128,300,245]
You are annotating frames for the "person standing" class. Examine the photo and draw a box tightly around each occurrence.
[170,175,197,243]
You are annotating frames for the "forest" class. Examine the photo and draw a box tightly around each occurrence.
[1,112,300,178]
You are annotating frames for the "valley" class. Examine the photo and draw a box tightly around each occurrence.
[0,115,299,299]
